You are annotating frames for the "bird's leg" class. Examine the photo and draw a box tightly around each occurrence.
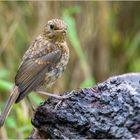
[26,96,35,112]
[36,90,74,99]
[37,90,75,109]
[54,90,75,109]
[54,100,63,110]
[53,93,73,110]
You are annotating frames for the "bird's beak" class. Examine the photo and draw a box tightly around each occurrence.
[55,29,67,35]
[62,29,67,35]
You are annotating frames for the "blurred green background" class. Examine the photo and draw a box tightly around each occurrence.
[0,1,140,139]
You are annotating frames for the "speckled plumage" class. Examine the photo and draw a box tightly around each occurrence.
[15,34,69,102]
[0,19,69,127]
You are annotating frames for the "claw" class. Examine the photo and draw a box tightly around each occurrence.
[54,90,75,110]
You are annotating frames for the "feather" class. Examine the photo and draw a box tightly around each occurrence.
[15,49,62,103]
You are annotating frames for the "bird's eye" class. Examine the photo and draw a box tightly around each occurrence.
[50,24,55,30]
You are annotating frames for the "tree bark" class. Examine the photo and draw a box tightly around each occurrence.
[29,73,140,139]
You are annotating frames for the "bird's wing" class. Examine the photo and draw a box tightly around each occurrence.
[22,36,51,61]
[15,46,62,103]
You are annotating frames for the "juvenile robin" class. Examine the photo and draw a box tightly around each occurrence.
[0,19,71,127]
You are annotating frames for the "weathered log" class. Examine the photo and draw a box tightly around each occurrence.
[29,73,140,139]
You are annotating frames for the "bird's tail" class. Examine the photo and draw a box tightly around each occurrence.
[0,86,19,127]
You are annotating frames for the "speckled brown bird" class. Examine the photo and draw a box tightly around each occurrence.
[0,19,70,127]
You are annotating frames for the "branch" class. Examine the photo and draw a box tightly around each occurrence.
[29,73,140,139]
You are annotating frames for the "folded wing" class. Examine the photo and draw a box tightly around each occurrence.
[15,50,62,103]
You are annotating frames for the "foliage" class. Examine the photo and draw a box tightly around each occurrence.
[62,6,95,87]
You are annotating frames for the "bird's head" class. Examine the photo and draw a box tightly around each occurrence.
[43,19,67,42]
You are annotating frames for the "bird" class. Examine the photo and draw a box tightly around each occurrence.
[0,19,70,127]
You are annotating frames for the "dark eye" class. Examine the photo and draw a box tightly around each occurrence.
[50,24,55,30]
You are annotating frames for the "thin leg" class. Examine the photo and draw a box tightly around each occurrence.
[26,96,35,111]
[36,90,74,99]
[91,87,98,92]
[54,90,75,110]
[36,90,75,110]
[54,100,62,110]
[82,87,97,93]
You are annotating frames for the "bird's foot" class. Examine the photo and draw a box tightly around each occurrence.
[58,90,75,99]
[37,90,75,109]
[54,90,75,110]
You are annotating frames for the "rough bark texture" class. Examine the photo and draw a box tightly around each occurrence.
[29,73,140,139]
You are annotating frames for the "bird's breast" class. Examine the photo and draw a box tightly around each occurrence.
[43,42,69,87]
